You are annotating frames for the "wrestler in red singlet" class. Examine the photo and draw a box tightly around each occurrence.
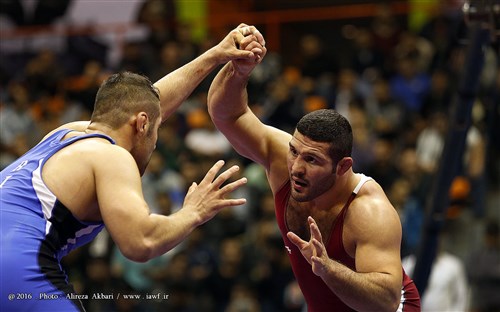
[275,175,421,312]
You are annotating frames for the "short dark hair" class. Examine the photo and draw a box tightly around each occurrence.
[296,109,353,164]
[91,72,160,130]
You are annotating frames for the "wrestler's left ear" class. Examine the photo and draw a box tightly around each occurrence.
[134,112,150,135]
[336,157,353,176]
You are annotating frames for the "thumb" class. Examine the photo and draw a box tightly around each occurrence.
[186,182,197,195]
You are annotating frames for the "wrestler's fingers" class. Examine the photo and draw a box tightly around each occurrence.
[233,31,245,48]
[198,160,225,186]
[211,165,241,189]
[308,216,324,242]
[220,177,248,195]
[241,40,264,54]
[287,231,307,249]
[219,196,247,207]
[238,35,255,49]
[236,24,265,46]
[312,238,326,258]
[185,182,197,197]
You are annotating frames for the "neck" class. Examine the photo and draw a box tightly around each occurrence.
[325,169,360,205]
[85,122,132,151]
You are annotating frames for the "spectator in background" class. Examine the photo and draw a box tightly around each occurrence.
[419,2,462,70]
[65,60,108,114]
[467,220,500,312]
[389,51,431,118]
[206,237,248,311]
[0,0,71,26]
[349,105,377,173]
[117,40,155,75]
[136,0,176,52]
[402,226,469,312]
[365,76,406,136]
[149,40,185,82]
[225,282,261,312]
[344,27,384,79]
[184,107,233,159]
[415,111,448,174]
[0,81,39,168]
[297,34,337,80]
[365,135,400,190]
[260,67,305,133]
[23,49,65,99]
[393,31,434,75]
[369,2,402,75]
[141,150,185,213]
[388,177,423,257]
[421,68,453,118]
[332,68,370,120]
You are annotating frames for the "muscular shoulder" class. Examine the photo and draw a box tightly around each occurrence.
[345,180,402,243]
[48,136,135,177]
[43,137,136,221]
[80,139,136,172]
[60,136,122,157]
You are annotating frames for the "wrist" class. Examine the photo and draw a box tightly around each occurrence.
[228,63,251,82]
[177,204,204,228]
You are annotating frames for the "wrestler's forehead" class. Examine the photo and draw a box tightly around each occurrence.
[290,131,330,153]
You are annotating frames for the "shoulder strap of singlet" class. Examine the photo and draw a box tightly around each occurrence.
[52,129,116,146]
[38,129,116,168]
[337,173,374,221]
[352,173,372,195]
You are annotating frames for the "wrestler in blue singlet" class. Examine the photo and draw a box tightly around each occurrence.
[1,129,114,311]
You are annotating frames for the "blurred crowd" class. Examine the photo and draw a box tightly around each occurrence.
[1,1,499,311]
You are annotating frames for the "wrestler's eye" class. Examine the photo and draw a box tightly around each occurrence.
[304,156,317,164]
[289,146,298,157]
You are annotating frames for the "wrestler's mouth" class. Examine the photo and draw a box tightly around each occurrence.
[291,178,307,189]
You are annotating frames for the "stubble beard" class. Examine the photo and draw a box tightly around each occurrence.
[290,172,336,202]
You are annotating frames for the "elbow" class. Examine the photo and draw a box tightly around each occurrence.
[368,298,399,312]
[387,301,400,312]
[118,238,155,263]
[384,290,402,312]
[367,287,400,312]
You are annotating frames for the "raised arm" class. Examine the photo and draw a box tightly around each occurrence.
[207,30,291,193]
[154,24,265,123]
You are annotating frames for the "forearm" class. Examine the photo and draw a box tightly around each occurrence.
[139,208,202,261]
[321,260,400,312]
[154,48,221,122]
[207,62,250,124]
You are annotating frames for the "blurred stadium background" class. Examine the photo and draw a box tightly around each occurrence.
[1,1,499,311]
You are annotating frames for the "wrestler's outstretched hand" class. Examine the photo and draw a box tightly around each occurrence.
[287,216,332,277]
[182,160,247,226]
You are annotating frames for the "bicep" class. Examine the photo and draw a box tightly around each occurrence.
[94,148,151,249]
[351,201,403,281]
